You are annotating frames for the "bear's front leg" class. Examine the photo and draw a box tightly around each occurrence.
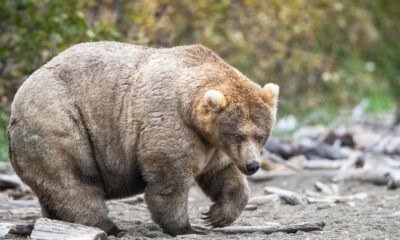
[196,163,250,227]
[144,167,201,236]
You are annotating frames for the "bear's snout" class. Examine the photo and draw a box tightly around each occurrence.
[246,161,260,175]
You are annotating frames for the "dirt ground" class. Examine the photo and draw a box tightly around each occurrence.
[2,170,399,240]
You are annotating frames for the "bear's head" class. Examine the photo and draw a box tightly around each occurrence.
[194,79,279,176]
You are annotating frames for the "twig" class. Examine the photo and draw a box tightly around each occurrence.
[192,221,325,234]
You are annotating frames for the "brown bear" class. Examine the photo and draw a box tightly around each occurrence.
[8,42,279,236]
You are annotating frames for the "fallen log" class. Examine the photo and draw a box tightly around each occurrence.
[265,137,347,160]
[30,218,107,240]
[0,221,34,237]
[332,168,400,189]
[299,143,347,160]
[0,200,40,210]
[264,137,295,159]
[193,221,325,234]
[0,162,13,174]
[0,174,23,189]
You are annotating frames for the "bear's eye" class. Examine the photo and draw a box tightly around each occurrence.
[234,134,245,143]
[256,135,265,143]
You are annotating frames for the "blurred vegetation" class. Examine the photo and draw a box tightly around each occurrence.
[0,0,399,161]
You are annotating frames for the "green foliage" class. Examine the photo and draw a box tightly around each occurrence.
[0,0,399,160]
[0,126,8,162]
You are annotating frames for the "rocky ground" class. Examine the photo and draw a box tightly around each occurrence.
[1,118,400,239]
[1,171,399,239]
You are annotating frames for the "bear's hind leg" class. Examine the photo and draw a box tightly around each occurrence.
[36,178,125,237]
[39,200,60,220]
[9,88,125,237]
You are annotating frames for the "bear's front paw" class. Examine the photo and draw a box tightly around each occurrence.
[201,202,238,228]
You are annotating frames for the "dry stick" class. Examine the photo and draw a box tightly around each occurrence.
[192,221,325,234]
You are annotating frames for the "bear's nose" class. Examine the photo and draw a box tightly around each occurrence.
[246,162,260,174]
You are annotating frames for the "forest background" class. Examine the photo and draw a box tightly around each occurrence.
[0,0,399,161]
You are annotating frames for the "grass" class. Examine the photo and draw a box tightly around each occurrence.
[0,127,8,162]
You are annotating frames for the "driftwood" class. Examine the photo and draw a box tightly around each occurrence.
[314,181,339,195]
[303,181,367,206]
[0,174,23,189]
[193,221,325,234]
[0,162,13,174]
[265,138,295,159]
[264,186,307,205]
[348,126,400,155]
[248,194,281,207]
[0,221,34,237]
[303,160,343,170]
[261,151,301,172]
[30,218,107,240]
[332,168,400,189]
[299,143,347,160]
[244,205,258,211]
[323,132,355,148]
[248,171,285,182]
[265,137,347,160]
[386,172,400,189]
[306,193,367,204]
[0,200,39,210]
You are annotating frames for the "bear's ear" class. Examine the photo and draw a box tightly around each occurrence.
[261,83,279,108]
[204,89,227,111]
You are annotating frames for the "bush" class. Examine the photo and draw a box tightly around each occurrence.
[0,0,399,161]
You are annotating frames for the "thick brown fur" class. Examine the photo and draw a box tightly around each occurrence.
[8,42,278,236]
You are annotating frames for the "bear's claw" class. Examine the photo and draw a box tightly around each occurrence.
[201,203,234,228]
